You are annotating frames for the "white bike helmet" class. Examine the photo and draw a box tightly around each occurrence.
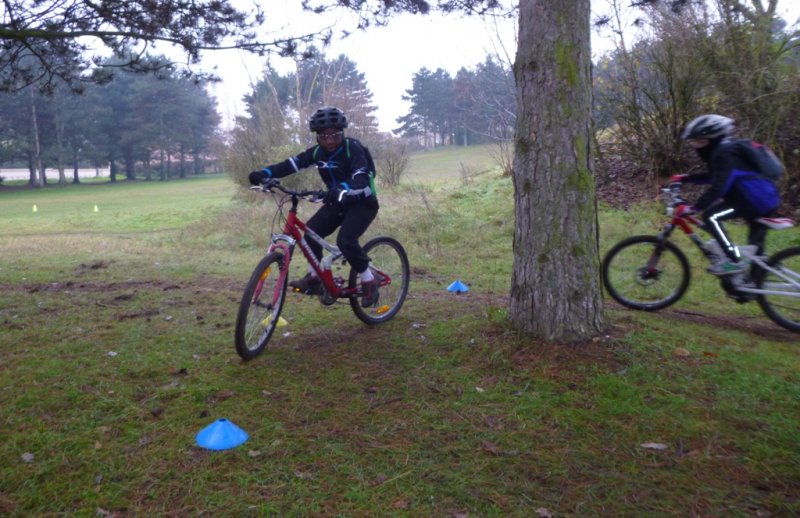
[681,114,735,140]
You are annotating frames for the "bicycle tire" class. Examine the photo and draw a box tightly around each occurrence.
[602,235,690,311]
[349,236,410,324]
[235,252,289,360]
[754,245,800,332]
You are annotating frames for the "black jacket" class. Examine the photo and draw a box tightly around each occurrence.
[686,138,780,215]
[257,137,371,191]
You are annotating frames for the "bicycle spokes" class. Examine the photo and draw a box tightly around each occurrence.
[235,252,289,360]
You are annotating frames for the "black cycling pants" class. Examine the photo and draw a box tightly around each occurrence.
[305,196,379,273]
[702,200,769,261]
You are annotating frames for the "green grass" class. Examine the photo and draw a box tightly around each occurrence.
[1,159,799,516]
[404,143,502,184]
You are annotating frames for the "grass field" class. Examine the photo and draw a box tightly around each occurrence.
[1,154,799,517]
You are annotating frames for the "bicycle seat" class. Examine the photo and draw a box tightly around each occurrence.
[755,216,794,230]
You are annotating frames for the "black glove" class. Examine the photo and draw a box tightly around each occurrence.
[324,188,348,206]
[249,171,267,186]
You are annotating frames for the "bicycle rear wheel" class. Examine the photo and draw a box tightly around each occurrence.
[349,236,410,324]
[602,235,690,311]
[754,246,800,332]
[235,252,288,360]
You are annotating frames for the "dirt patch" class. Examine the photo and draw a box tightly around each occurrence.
[0,276,240,295]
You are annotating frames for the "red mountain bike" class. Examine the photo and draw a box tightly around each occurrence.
[602,184,800,332]
[235,179,410,360]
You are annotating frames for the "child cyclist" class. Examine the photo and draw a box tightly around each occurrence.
[248,106,380,307]
[671,114,781,276]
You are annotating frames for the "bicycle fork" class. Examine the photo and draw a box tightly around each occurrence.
[252,241,293,309]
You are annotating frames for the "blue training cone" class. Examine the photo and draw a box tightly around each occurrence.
[195,418,249,450]
[447,280,469,293]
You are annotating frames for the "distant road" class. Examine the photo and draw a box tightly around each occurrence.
[0,168,110,181]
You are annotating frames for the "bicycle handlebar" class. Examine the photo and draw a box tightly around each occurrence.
[661,183,688,209]
[251,179,326,201]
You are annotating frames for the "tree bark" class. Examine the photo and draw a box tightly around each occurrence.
[29,89,44,187]
[510,0,605,341]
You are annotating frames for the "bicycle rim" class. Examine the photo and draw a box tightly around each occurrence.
[235,252,288,359]
[602,236,690,311]
[350,236,410,324]
[755,246,800,332]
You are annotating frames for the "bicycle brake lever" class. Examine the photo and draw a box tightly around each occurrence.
[260,179,279,192]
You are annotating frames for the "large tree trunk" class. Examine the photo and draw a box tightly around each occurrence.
[510,0,605,341]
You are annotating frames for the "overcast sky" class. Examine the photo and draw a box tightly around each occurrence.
[201,1,800,133]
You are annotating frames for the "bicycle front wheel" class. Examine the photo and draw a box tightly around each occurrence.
[235,252,288,360]
[754,246,800,332]
[602,235,690,311]
[349,236,410,324]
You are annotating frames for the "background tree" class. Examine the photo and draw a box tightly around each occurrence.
[396,67,456,146]
[593,0,800,196]
[0,0,328,93]
[593,1,710,178]
[225,52,379,186]
[455,57,515,143]
[372,134,411,187]
[0,53,220,184]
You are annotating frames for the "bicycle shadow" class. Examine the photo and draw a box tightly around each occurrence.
[607,301,799,344]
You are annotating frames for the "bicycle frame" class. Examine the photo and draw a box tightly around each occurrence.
[259,184,394,302]
[267,197,358,299]
[657,188,800,298]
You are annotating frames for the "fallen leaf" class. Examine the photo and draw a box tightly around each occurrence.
[392,499,410,510]
[640,442,669,451]
[481,441,500,455]
[485,415,502,429]
[209,389,235,403]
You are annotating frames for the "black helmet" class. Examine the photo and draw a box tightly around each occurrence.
[308,106,348,132]
[681,114,735,140]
